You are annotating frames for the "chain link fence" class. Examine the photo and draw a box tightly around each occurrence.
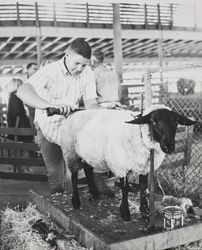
[123,68,202,206]
[150,71,202,206]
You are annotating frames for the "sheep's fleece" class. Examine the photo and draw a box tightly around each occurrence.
[60,105,170,177]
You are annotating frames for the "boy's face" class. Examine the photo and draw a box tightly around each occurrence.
[65,51,89,77]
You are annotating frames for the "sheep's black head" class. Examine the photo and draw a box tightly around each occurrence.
[126,109,197,154]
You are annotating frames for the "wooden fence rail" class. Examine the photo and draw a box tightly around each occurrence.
[0,126,47,182]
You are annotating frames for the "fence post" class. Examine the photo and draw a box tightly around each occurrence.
[184,126,193,167]
[53,2,57,27]
[169,4,173,29]
[16,2,20,25]
[86,3,89,27]
[144,4,148,29]
[35,2,39,27]
[144,68,152,109]
[35,3,42,67]
[158,27,164,104]
[157,4,161,29]
[144,68,155,229]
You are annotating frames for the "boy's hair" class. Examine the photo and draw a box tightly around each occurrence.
[92,50,104,63]
[68,38,91,59]
[26,62,37,70]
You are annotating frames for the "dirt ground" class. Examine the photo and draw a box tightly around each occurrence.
[46,187,200,245]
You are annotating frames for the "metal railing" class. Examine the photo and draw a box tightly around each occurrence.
[0,2,180,29]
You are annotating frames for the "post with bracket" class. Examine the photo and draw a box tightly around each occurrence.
[144,68,155,229]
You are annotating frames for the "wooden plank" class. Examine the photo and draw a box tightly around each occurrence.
[110,223,202,250]
[0,141,39,150]
[29,190,110,250]
[0,127,37,136]
[0,157,44,166]
[0,171,47,181]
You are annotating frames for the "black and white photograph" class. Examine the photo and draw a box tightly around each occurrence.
[0,0,202,249]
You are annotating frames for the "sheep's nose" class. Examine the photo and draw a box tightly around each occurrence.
[162,144,175,154]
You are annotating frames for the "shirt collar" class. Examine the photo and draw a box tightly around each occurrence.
[61,56,71,76]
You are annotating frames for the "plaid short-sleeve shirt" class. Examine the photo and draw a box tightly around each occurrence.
[26,58,97,145]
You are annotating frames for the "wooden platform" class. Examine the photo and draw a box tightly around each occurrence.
[29,189,202,250]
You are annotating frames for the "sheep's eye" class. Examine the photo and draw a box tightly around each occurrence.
[152,120,157,126]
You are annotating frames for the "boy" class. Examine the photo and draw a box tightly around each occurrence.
[17,38,102,194]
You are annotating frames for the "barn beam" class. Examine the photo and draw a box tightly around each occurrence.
[113,3,123,82]
[2,37,30,59]
[1,57,202,67]
[1,26,202,41]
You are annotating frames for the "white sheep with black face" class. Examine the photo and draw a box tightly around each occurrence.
[60,105,196,221]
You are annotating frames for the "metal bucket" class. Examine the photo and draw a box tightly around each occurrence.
[162,206,184,230]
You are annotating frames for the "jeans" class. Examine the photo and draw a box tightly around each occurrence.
[36,127,69,194]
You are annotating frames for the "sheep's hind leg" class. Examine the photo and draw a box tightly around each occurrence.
[139,174,149,220]
[83,164,100,200]
[119,177,130,221]
[71,171,81,209]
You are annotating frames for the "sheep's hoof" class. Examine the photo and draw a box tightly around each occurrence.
[72,197,81,209]
[121,214,131,221]
[119,205,131,221]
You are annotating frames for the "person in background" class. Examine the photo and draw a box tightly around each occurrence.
[17,38,112,195]
[6,78,34,173]
[90,49,122,109]
[7,78,34,142]
[26,63,38,126]
[89,50,122,195]
[26,63,38,79]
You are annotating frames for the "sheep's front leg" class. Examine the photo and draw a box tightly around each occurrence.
[83,164,100,200]
[139,174,149,218]
[71,171,81,209]
[119,177,130,221]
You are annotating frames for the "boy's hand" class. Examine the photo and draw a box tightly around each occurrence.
[107,102,123,110]
[46,105,78,117]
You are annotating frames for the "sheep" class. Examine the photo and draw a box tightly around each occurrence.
[60,105,196,221]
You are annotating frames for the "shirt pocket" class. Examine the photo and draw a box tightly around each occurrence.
[46,79,65,100]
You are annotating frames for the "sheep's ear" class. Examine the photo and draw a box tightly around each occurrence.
[177,113,197,126]
[125,113,150,124]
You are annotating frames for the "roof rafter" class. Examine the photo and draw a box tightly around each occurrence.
[0,37,13,51]
[2,37,30,59]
